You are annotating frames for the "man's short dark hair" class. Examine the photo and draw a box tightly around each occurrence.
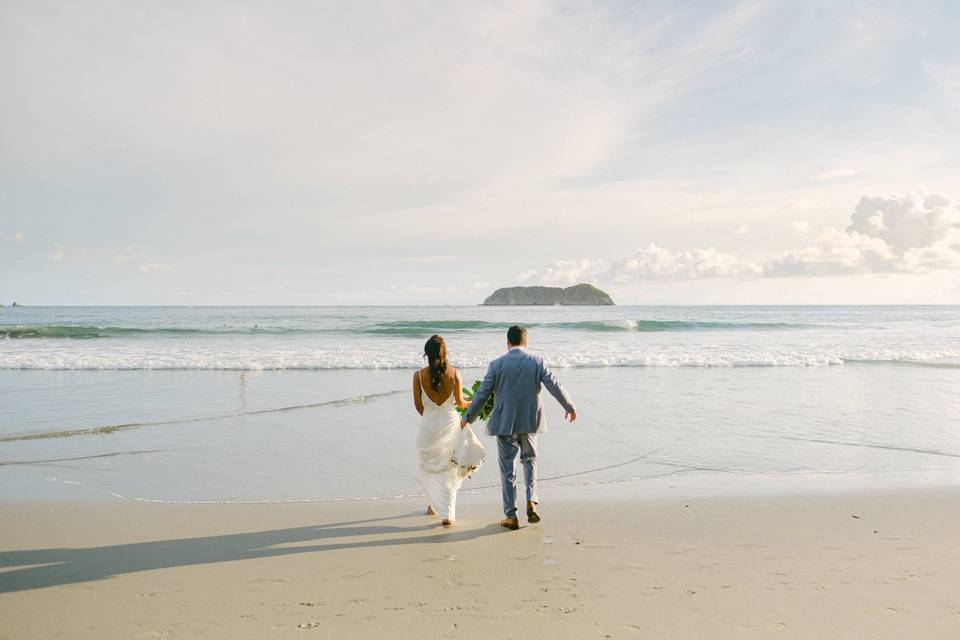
[507,325,527,346]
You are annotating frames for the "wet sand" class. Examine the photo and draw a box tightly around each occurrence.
[2,486,959,638]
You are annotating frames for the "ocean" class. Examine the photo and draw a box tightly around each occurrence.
[1,305,958,504]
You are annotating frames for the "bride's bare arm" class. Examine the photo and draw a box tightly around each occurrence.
[412,370,424,416]
[453,369,470,410]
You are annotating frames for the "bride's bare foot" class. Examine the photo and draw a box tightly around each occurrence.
[441,519,454,527]
[426,505,436,516]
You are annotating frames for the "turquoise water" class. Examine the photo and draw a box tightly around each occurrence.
[1,306,959,502]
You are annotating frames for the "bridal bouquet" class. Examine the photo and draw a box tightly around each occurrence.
[456,379,494,421]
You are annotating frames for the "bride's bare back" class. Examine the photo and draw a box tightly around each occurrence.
[413,367,470,415]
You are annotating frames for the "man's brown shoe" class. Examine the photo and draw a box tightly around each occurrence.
[500,517,520,530]
[526,503,541,524]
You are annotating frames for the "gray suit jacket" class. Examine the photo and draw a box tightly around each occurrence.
[464,348,575,436]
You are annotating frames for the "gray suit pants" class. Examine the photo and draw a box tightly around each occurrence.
[497,433,538,518]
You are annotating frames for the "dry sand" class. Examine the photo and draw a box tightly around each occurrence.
[2,487,959,639]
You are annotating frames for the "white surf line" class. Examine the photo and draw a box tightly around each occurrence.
[779,435,960,459]
[0,449,162,466]
[0,389,407,443]
[41,475,426,504]
[572,468,704,486]
[458,445,675,493]
[40,448,681,505]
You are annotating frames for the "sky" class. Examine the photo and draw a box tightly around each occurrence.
[1,0,959,305]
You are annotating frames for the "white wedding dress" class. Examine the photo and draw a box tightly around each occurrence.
[416,376,471,522]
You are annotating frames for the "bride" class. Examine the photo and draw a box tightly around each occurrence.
[413,334,472,526]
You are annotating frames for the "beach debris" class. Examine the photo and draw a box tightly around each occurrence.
[851,514,860,519]
[543,558,560,566]
[297,622,320,629]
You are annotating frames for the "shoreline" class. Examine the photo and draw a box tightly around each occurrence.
[6,462,959,505]
[3,485,959,638]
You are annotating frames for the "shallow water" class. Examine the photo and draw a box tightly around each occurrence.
[1,306,958,503]
[1,366,958,503]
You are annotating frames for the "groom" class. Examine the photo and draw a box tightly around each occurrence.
[460,325,577,530]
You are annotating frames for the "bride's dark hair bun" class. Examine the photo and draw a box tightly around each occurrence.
[424,335,447,391]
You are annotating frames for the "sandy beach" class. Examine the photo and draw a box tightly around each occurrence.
[2,486,959,639]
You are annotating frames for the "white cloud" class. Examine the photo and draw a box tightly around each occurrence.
[604,244,756,283]
[524,244,756,285]
[515,269,538,284]
[761,228,896,277]
[113,247,136,263]
[49,246,64,263]
[520,193,960,284]
[901,243,960,272]
[735,224,751,235]
[139,262,176,272]
[845,193,960,253]
[749,193,960,276]
[537,258,607,286]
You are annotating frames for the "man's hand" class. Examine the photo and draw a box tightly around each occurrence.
[565,411,577,423]
[460,418,468,430]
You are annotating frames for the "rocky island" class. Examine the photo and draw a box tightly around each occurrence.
[482,283,614,306]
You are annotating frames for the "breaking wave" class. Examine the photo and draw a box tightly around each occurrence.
[1,318,822,339]
[1,348,958,370]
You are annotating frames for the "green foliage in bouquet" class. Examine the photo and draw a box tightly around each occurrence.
[456,379,495,421]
